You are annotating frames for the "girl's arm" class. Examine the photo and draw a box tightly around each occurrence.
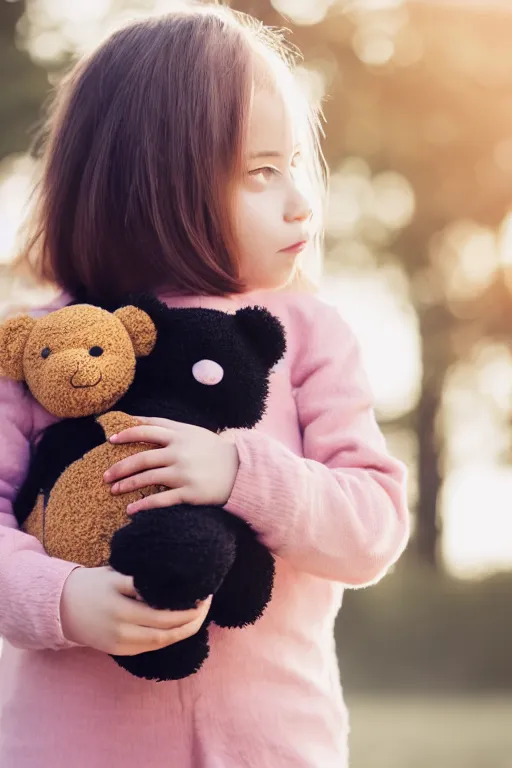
[0,378,80,650]
[224,299,409,586]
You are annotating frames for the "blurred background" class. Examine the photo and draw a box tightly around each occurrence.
[1,0,512,765]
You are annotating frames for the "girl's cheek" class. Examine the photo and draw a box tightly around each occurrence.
[236,191,266,239]
[249,189,284,229]
[234,188,286,261]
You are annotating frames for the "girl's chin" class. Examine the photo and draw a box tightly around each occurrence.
[248,265,298,293]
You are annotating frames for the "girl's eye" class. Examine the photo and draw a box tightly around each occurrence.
[41,347,51,360]
[249,166,279,183]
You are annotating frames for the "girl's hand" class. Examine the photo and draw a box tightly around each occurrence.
[103,417,239,514]
[60,566,212,655]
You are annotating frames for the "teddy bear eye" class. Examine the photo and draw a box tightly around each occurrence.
[192,359,224,386]
[41,347,51,360]
[89,346,104,357]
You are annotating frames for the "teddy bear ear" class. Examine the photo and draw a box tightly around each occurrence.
[0,314,36,381]
[114,306,157,358]
[234,306,286,370]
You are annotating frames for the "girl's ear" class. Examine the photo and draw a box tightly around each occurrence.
[234,306,286,370]
[114,306,157,358]
[0,315,36,381]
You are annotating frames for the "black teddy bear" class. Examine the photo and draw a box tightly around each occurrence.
[9,295,286,681]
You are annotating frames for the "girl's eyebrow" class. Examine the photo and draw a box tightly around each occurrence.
[249,146,301,160]
[249,151,282,159]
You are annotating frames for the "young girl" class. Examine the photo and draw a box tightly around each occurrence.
[0,5,409,767]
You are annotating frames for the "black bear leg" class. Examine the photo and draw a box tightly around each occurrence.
[211,516,275,629]
[108,505,237,681]
[112,623,210,682]
[109,505,237,610]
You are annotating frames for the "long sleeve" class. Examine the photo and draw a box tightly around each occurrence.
[224,299,409,586]
[0,377,79,650]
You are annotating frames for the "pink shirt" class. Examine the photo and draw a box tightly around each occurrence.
[0,290,409,767]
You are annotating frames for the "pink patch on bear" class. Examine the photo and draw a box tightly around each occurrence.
[192,359,224,386]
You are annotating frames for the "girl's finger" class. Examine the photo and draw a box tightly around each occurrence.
[133,416,188,431]
[109,425,175,447]
[127,487,185,514]
[127,597,212,631]
[111,572,138,598]
[117,618,206,655]
[104,448,170,483]
[110,467,179,495]
[113,624,179,655]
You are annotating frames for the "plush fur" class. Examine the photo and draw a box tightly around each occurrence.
[0,304,156,418]
[4,296,286,682]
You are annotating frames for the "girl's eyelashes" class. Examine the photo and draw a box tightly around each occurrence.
[249,166,280,182]
[248,153,302,182]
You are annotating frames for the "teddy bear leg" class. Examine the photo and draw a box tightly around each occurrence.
[210,516,275,629]
[109,505,238,610]
[111,622,210,682]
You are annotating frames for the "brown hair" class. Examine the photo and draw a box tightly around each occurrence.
[18,4,326,303]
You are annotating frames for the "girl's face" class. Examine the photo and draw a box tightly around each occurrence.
[232,86,313,292]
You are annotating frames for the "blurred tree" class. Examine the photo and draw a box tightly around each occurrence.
[0,0,48,159]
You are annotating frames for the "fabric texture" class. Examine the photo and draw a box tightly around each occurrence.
[0,289,409,768]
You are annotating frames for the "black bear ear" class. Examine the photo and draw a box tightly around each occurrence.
[234,306,286,370]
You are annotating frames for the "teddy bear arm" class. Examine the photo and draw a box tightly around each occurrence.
[210,517,275,629]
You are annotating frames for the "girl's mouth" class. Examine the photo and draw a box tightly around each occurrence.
[279,240,308,254]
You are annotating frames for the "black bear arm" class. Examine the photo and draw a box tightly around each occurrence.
[210,517,275,629]
[13,416,105,528]
[109,505,238,610]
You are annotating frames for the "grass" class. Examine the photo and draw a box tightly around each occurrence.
[347,694,512,768]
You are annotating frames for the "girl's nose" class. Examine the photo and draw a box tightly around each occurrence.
[284,188,313,224]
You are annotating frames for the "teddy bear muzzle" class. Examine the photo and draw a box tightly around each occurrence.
[70,358,103,389]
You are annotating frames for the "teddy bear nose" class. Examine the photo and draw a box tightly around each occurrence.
[70,355,103,388]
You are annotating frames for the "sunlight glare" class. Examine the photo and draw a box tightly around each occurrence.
[0,157,36,264]
[43,0,112,23]
[498,212,512,267]
[443,466,512,578]
[433,220,498,302]
[271,0,332,26]
[372,172,415,230]
[320,271,420,420]
[353,29,395,66]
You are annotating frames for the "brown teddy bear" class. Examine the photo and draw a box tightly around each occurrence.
[0,303,162,566]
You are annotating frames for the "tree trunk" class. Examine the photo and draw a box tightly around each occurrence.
[413,305,447,570]
[415,381,442,568]
[0,0,50,161]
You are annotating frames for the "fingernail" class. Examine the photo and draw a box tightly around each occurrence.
[111,483,119,493]
[126,504,136,514]
[109,434,118,442]
[103,471,111,481]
